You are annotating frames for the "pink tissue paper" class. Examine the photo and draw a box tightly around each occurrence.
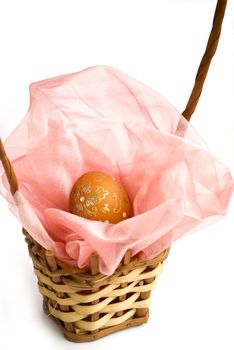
[0,65,233,275]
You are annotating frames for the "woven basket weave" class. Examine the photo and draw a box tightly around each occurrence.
[0,0,227,342]
[23,228,169,341]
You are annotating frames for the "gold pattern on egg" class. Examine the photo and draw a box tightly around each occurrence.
[76,185,110,218]
[70,171,132,224]
[94,186,109,203]
[77,197,98,218]
[112,192,122,213]
[84,205,98,218]
[101,203,110,214]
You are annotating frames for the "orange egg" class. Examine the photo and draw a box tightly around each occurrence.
[69,171,132,224]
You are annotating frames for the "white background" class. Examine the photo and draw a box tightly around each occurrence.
[0,0,234,349]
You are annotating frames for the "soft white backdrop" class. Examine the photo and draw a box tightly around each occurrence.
[0,1,234,349]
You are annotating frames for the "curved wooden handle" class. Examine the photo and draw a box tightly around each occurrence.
[0,138,18,195]
[182,0,228,121]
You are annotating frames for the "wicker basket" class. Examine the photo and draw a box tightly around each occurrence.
[0,0,227,342]
[23,228,169,341]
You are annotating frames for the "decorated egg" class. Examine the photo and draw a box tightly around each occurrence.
[69,171,132,224]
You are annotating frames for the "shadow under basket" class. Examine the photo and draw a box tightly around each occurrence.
[23,228,169,342]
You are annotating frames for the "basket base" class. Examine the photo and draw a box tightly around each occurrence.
[43,299,149,342]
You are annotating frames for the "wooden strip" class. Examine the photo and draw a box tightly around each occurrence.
[47,303,85,322]
[102,292,140,313]
[105,309,136,327]
[76,312,115,332]
[116,250,131,317]
[90,254,100,334]
[111,266,153,284]
[135,263,162,317]
[106,281,138,297]
[34,269,82,293]
[45,251,74,333]
[39,285,75,306]
[64,310,149,342]
[72,292,140,315]
[131,280,156,293]
[91,255,99,275]
[69,284,118,303]
[70,283,117,303]
[72,296,115,315]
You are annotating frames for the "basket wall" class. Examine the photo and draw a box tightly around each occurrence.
[23,228,169,342]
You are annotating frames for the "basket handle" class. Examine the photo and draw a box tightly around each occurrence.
[0,138,18,195]
[0,0,228,194]
[182,0,227,121]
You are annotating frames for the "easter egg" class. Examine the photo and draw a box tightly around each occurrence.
[69,171,132,224]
